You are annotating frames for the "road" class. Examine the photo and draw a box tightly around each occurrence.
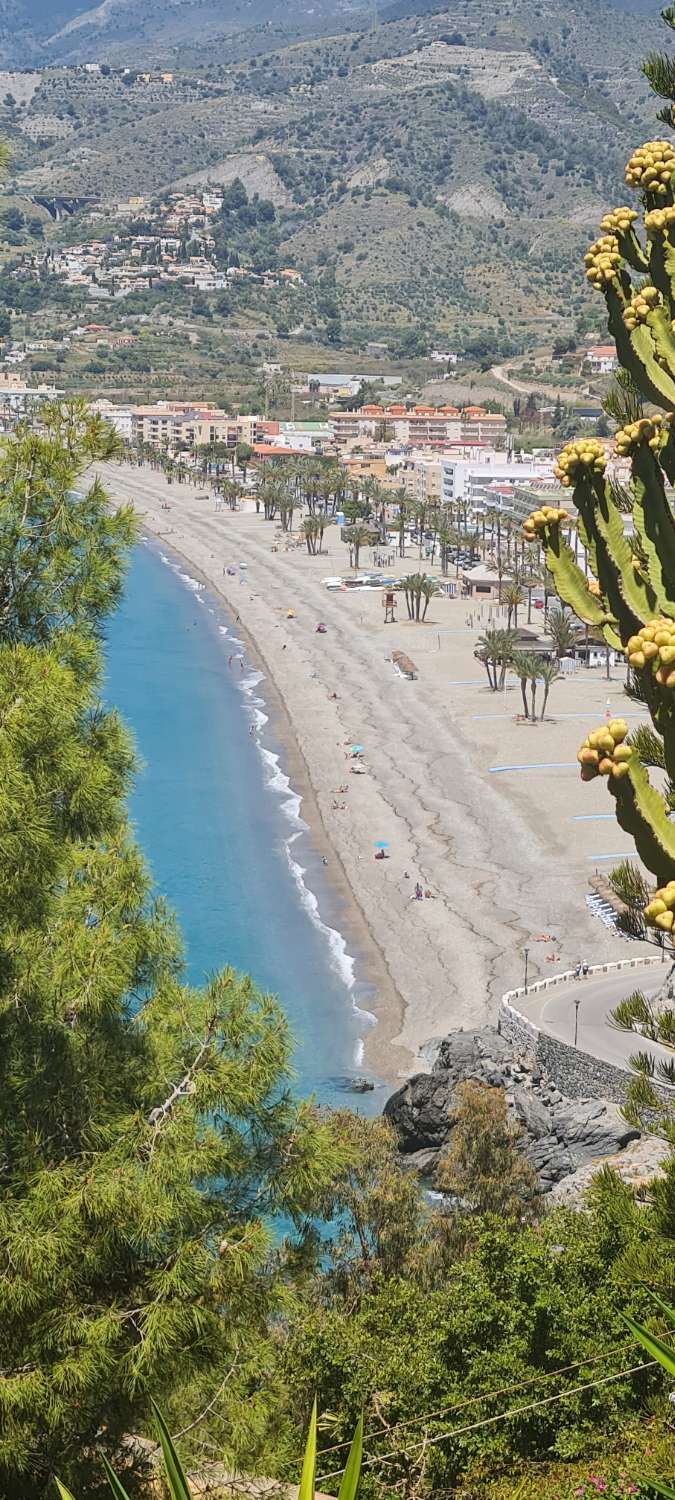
[490,361,591,402]
[518,960,675,1078]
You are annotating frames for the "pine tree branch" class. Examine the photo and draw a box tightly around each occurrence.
[169,1360,239,1441]
[146,1013,218,1137]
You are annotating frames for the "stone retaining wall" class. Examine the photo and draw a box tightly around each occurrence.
[498,956,666,1103]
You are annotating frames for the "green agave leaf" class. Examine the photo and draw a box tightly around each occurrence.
[606,285,675,410]
[593,477,657,624]
[611,758,675,880]
[631,458,675,618]
[630,324,675,410]
[150,1401,191,1500]
[621,226,650,275]
[541,531,608,625]
[648,305,675,374]
[645,1478,675,1500]
[622,1308,675,1375]
[54,1483,77,1500]
[100,1455,132,1500]
[337,1416,363,1500]
[299,1399,318,1500]
[644,1286,675,1329]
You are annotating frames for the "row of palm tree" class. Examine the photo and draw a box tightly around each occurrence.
[474,625,562,719]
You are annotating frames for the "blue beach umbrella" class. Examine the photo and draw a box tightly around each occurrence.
[374,840,389,849]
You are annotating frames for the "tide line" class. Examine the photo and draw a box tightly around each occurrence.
[588,852,638,861]
[489,761,577,774]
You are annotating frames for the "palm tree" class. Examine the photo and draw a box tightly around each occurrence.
[538,659,561,719]
[512,651,553,719]
[546,602,578,660]
[474,628,517,691]
[401,573,439,621]
[301,514,333,555]
[503,582,525,629]
[510,650,537,718]
[345,524,377,571]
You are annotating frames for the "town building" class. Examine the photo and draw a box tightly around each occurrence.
[584,345,618,375]
[331,404,506,450]
[441,455,554,518]
[128,403,266,452]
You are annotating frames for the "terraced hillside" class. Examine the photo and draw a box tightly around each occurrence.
[0,0,667,348]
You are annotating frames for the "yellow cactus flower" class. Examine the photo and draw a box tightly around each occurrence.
[600,206,638,234]
[624,616,675,679]
[553,439,607,487]
[577,722,634,782]
[623,285,661,332]
[615,414,670,455]
[584,233,622,289]
[625,140,675,194]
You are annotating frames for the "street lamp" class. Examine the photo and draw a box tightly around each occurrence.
[574,993,581,1048]
[523,946,529,992]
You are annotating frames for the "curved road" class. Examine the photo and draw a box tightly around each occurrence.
[518,959,675,1078]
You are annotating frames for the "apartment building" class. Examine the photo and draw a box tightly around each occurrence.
[129,403,265,451]
[331,403,506,450]
[441,455,555,517]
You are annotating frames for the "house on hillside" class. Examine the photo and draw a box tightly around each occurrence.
[584,345,618,375]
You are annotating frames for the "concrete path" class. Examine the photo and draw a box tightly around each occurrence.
[518,961,675,1076]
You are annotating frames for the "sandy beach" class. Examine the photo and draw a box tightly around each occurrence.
[94,462,649,1082]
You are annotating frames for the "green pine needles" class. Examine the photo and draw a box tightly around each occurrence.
[0,406,347,1496]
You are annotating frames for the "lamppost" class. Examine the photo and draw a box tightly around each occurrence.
[574,993,581,1048]
[523,946,529,992]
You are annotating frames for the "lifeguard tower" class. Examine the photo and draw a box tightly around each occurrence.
[383,589,396,624]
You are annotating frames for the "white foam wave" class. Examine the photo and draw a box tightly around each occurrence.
[285,843,356,993]
[178,570,204,594]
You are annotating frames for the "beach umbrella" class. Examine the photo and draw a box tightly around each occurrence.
[373,840,389,849]
[351,744,364,754]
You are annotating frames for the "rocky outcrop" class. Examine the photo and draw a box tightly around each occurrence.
[384,1027,642,1192]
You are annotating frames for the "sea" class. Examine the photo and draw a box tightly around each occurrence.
[105,538,382,1112]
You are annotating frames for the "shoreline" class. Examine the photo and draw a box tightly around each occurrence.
[94,461,644,1086]
[137,522,411,1083]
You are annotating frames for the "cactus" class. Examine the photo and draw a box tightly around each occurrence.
[522,89,675,936]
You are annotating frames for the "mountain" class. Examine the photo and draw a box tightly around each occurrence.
[0,0,373,66]
[0,0,668,350]
[0,0,663,66]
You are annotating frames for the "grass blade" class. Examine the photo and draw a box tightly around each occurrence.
[622,1310,675,1375]
[645,1481,675,1500]
[644,1287,675,1329]
[54,1483,77,1500]
[337,1415,363,1500]
[298,1399,317,1500]
[100,1454,133,1499]
[150,1401,191,1500]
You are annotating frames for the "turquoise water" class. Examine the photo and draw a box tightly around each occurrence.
[105,540,381,1110]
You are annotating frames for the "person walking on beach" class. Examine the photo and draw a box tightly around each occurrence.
[582,960,589,977]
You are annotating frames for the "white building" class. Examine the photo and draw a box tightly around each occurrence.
[90,399,133,442]
[441,456,554,518]
[584,345,618,375]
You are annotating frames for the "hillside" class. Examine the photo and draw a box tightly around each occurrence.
[0,0,372,67]
[0,0,668,354]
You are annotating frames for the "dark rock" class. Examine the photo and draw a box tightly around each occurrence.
[551,1100,638,1164]
[384,1070,455,1151]
[383,1024,642,1195]
[331,1075,376,1094]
